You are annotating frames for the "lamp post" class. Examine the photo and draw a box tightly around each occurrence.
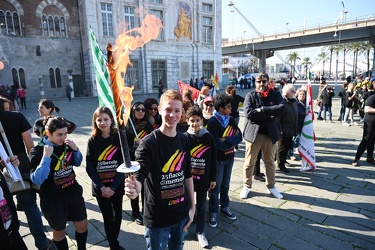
[334,2,347,88]
[286,22,289,32]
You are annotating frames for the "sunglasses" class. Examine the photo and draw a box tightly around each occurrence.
[135,108,146,112]
[148,107,158,111]
[205,103,214,107]
[256,80,268,84]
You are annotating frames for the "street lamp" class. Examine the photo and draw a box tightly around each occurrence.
[333,1,348,88]
[286,22,289,32]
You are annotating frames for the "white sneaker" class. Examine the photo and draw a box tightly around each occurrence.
[267,187,283,199]
[343,122,351,127]
[239,187,251,199]
[197,233,209,248]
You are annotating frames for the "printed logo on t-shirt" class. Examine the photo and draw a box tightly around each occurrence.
[160,149,186,205]
[135,130,148,141]
[98,145,119,161]
[222,125,237,155]
[190,144,210,180]
[97,144,119,183]
[0,198,12,226]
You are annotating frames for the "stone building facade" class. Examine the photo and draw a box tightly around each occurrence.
[0,0,85,101]
[0,0,222,101]
[80,0,222,95]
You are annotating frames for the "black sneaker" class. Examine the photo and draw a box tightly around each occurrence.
[132,214,143,225]
[220,209,237,220]
[209,216,217,228]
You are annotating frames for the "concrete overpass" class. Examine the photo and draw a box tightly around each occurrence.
[222,16,375,73]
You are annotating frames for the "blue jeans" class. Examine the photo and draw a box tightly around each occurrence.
[340,104,345,121]
[145,216,188,250]
[209,158,234,214]
[323,106,332,121]
[17,189,48,250]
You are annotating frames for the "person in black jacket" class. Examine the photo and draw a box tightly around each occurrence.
[320,85,335,123]
[338,83,348,121]
[240,73,285,200]
[0,157,27,250]
[277,85,298,173]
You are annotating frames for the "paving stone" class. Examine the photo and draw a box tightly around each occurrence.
[264,214,353,249]
[299,218,375,249]
[323,216,375,243]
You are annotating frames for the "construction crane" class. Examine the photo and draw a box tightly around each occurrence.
[228,1,299,75]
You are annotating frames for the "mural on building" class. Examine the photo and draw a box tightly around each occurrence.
[174,2,191,41]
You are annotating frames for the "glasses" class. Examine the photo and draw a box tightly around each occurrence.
[205,103,214,107]
[148,107,158,111]
[135,108,146,112]
[256,80,268,84]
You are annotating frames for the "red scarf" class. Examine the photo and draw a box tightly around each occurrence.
[256,87,270,98]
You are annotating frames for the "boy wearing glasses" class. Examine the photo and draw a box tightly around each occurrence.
[206,93,242,228]
[125,90,195,250]
[240,73,285,200]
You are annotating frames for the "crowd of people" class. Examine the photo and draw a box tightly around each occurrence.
[1,72,374,250]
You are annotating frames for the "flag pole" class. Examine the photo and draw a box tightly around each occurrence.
[107,43,139,174]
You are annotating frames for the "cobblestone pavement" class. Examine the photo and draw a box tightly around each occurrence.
[16,89,375,250]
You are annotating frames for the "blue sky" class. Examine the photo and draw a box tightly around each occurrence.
[222,0,375,64]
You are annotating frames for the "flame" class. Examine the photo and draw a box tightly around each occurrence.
[108,14,163,126]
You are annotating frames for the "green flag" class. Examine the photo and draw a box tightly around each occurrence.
[88,26,116,123]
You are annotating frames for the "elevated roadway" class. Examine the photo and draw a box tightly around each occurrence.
[222,17,375,73]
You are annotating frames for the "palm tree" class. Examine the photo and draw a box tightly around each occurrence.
[348,42,362,76]
[333,45,341,80]
[326,45,335,79]
[286,52,300,78]
[362,41,373,75]
[341,43,348,79]
[316,51,329,78]
[301,57,312,79]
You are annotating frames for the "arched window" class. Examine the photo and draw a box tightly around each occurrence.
[49,68,56,88]
[55,68,61,87]
[42,15,48,36]
[6,11,14,34]
[60,17,65,37]
[19,68,26,87]
[48,16,54,36]
[0,11,5,34]
[12,68,19,87]
[13,12,20,35]
[54,16,60,36]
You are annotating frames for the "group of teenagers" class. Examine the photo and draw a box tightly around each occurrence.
[4,71,374,250]
[0,90,242,250]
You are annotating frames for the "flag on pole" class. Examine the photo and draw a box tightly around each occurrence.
[211,71,219,89]
[88,26,116,122]
[298,68,316,171]
[177,80,200,101]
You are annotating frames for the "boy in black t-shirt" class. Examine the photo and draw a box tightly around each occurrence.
[125,90,195,250]
[184,106,217,248]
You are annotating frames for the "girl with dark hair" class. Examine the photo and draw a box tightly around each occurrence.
[30,116,88,250]
[144,98,162,130]
[126,102,153,225]
[34,99,76,137]
[86,107,125,250]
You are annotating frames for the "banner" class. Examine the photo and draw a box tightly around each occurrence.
[88,26,117,123]
[177,80,200,101]
[298,69,316,171]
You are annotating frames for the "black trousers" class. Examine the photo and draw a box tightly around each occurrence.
[2,230,28,250]
[96,193,123,249]
[195,190,207,234]
[355,120,375,160]
[277,136,293,167]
